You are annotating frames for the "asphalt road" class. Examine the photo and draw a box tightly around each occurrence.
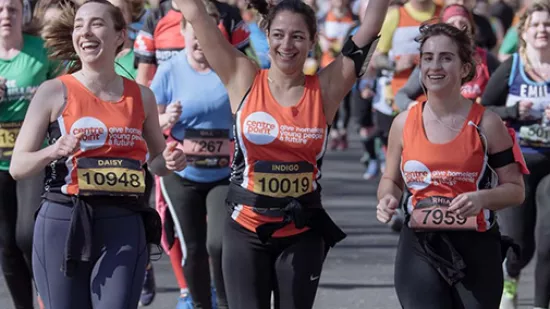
[0,135,537,309]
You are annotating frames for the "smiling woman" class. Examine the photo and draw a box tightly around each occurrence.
[376,22,527,308]
[170,0,389,305]
[8,0,188,308]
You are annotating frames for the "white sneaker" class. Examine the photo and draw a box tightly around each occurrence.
[362,160,379,180]
[500,261,518,309]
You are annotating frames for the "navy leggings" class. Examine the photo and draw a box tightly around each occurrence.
[0,170,43,309]
[32,201,148,309]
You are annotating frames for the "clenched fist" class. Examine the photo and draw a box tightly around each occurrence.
[166,101,182,127]
[376,194,399,224]
[163,141,186,171]
[50,133,84,160]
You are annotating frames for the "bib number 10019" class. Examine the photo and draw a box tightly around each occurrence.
[258,176,310,196]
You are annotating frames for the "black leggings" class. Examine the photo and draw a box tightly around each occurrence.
[334,91,352,131]
[394,225,503,309]
[0,170,44,309]
[222,218,326,309]
[535,173,550,307]
[497,152,550,307]
[160,173,228,309]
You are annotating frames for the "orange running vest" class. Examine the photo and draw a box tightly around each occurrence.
[45,75,148,197]
[400,102,495,231]
[231,70,329,237]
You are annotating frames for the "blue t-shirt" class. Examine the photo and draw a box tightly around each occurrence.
[151,50,233,182]
[248,22,270,69]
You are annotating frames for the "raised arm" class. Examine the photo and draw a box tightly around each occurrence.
[10,80,64,180]
[172,0,258,110]
[319,0,389,123]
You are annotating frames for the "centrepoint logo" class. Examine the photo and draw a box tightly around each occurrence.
[402,160,431,190]
[70,117,108,151]
[243,112,279,145]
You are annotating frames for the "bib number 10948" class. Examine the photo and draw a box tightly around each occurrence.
[76,157,145,196]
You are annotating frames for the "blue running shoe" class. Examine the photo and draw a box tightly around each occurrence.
[211,286,217,309]
[139,263,157,306]
[176,293,193,309]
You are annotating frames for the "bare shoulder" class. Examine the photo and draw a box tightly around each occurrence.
[137,83,155,103]
[137,83,157,116]
[32,78,65,121]
[391,109,410,133]
[480,108,507,136]
[480,108,513,153]
[36,78,64,99]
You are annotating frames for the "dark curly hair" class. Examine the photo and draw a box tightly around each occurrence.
[416,22,477,84]
[247,0,317,40]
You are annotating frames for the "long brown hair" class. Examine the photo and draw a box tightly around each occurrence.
[42,0,126,73]
[29,0,77,36]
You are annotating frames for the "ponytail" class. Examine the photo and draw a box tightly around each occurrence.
[41,0,127,74]
[42,2,80,73]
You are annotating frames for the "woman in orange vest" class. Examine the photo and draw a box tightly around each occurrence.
[9,0,186,308]
[172,0,388,306]
[377,22,526,308]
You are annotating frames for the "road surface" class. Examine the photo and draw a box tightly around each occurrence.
[0,135,537,308]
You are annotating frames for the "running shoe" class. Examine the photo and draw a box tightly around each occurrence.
[363,160,379,180]
[329,136,340,150]
[38,294,44,309]
[499,275,518,309]
[176,292,193,309]
[139,263,157,306]
[337,133,348,151]
[211,286,218,309]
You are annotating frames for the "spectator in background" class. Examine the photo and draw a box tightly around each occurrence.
[236,0,270,68]
[444,0,498,50]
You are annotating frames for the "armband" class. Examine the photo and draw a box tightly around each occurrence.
[488,128,529,174]
[341,35,380,78]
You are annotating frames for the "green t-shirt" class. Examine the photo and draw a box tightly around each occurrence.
[115,49,137,80]
[499,26,518,55]
[0,34,59,170]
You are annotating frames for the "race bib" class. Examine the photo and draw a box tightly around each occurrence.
[519,123,550,148]
[76,157,145,196]
[408,196,478,231]
[0,121,22,161]
[253,161,314,198]
[181,129,231,168]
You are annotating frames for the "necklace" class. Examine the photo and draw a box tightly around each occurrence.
[267,74,305,87]
[425,102,466,132]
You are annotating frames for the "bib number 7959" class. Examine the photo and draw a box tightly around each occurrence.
[420,208,467,225]
[409,206,477,231]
